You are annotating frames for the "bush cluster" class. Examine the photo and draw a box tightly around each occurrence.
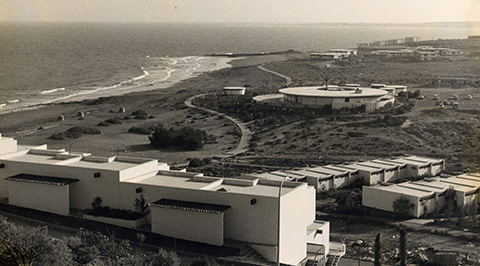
[149,125,213,150]
[49,127,101,140]
[188,157,212,167]
[128,126,155,135]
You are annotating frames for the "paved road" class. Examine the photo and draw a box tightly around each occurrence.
[185,94,253,158]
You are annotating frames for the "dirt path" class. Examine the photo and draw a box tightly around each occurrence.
[185,94,253,158]
[257,65,292,86]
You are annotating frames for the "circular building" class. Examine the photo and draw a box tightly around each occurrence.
[279,86,393,112]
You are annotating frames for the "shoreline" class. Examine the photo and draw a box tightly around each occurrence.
[0,56,234,116]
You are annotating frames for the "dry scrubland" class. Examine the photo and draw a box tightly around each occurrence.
[4,54,480,172]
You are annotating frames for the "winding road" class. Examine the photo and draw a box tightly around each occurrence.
[185,95,252,159]
[184,65,292,159]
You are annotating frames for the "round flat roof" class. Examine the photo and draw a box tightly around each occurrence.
[279,87,388,98]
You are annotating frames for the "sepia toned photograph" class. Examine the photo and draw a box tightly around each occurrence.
[0,1,479,265]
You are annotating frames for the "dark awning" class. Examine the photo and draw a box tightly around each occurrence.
[5,173,79,186]
[150,198,230,214]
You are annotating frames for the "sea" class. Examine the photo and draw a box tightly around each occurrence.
[0,22,477,113]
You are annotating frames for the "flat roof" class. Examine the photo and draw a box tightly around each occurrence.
[150,199,231,214]
[369,183,433,198]
[306,166,348,176]
[357,161,398,171]
[5,152,153,171]
[126,171,303,197]
[6,173,79,186]
[279,87,387,98]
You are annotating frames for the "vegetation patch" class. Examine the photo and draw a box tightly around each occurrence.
[149,125,216,151]
[49,126,101,140]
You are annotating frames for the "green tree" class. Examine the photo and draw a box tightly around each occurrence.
[393,195,415,216]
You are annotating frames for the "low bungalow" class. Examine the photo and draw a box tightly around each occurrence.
[363,174,480,217]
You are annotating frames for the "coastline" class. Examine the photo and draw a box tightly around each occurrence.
[0,56,233,116]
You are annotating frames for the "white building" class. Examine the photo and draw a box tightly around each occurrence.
[0,134,342,265]
[279,86,394,112]
[250,156,445,192]
[223,87,246,95]
[363,173,480,217]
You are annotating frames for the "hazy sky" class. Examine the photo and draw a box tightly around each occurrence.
[1,0,479,24]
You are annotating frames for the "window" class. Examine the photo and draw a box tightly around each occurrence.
[136,187,142,193]
[345,98,350,102]
[94,172,101,178]
[0,163,4,169]
[250,198,257,205]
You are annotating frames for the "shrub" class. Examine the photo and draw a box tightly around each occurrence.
[189,158,205,167]
[91,197,102,209]
[134,195,150,217]
[67,126,101,135]
[393,195,415,216]
[86,206,143,220]
[128,126,153,135]
[105,117,123,124]
[49,131,83,140]
[149,125,212,150]
[132,110,149,120]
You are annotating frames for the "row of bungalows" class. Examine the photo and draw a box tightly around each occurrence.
[363,173,480,217]
[432,77,479,87]
[310,49,357,60]
[371,49,415,59]
[357,37,420,48]
[249,156,445,192]
[416,47,462,56]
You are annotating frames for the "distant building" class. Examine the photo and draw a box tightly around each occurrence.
[371,49,415,59]
[310,53,342,60]
[328,49,357,56]
[415,51,438,61]
[279,86,394,112]
[405,36,421,43]
[0,134,343,266]
[433,77,478,87]
[223,86,246,95]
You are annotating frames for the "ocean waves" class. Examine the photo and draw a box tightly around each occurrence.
[0,56,231,114]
